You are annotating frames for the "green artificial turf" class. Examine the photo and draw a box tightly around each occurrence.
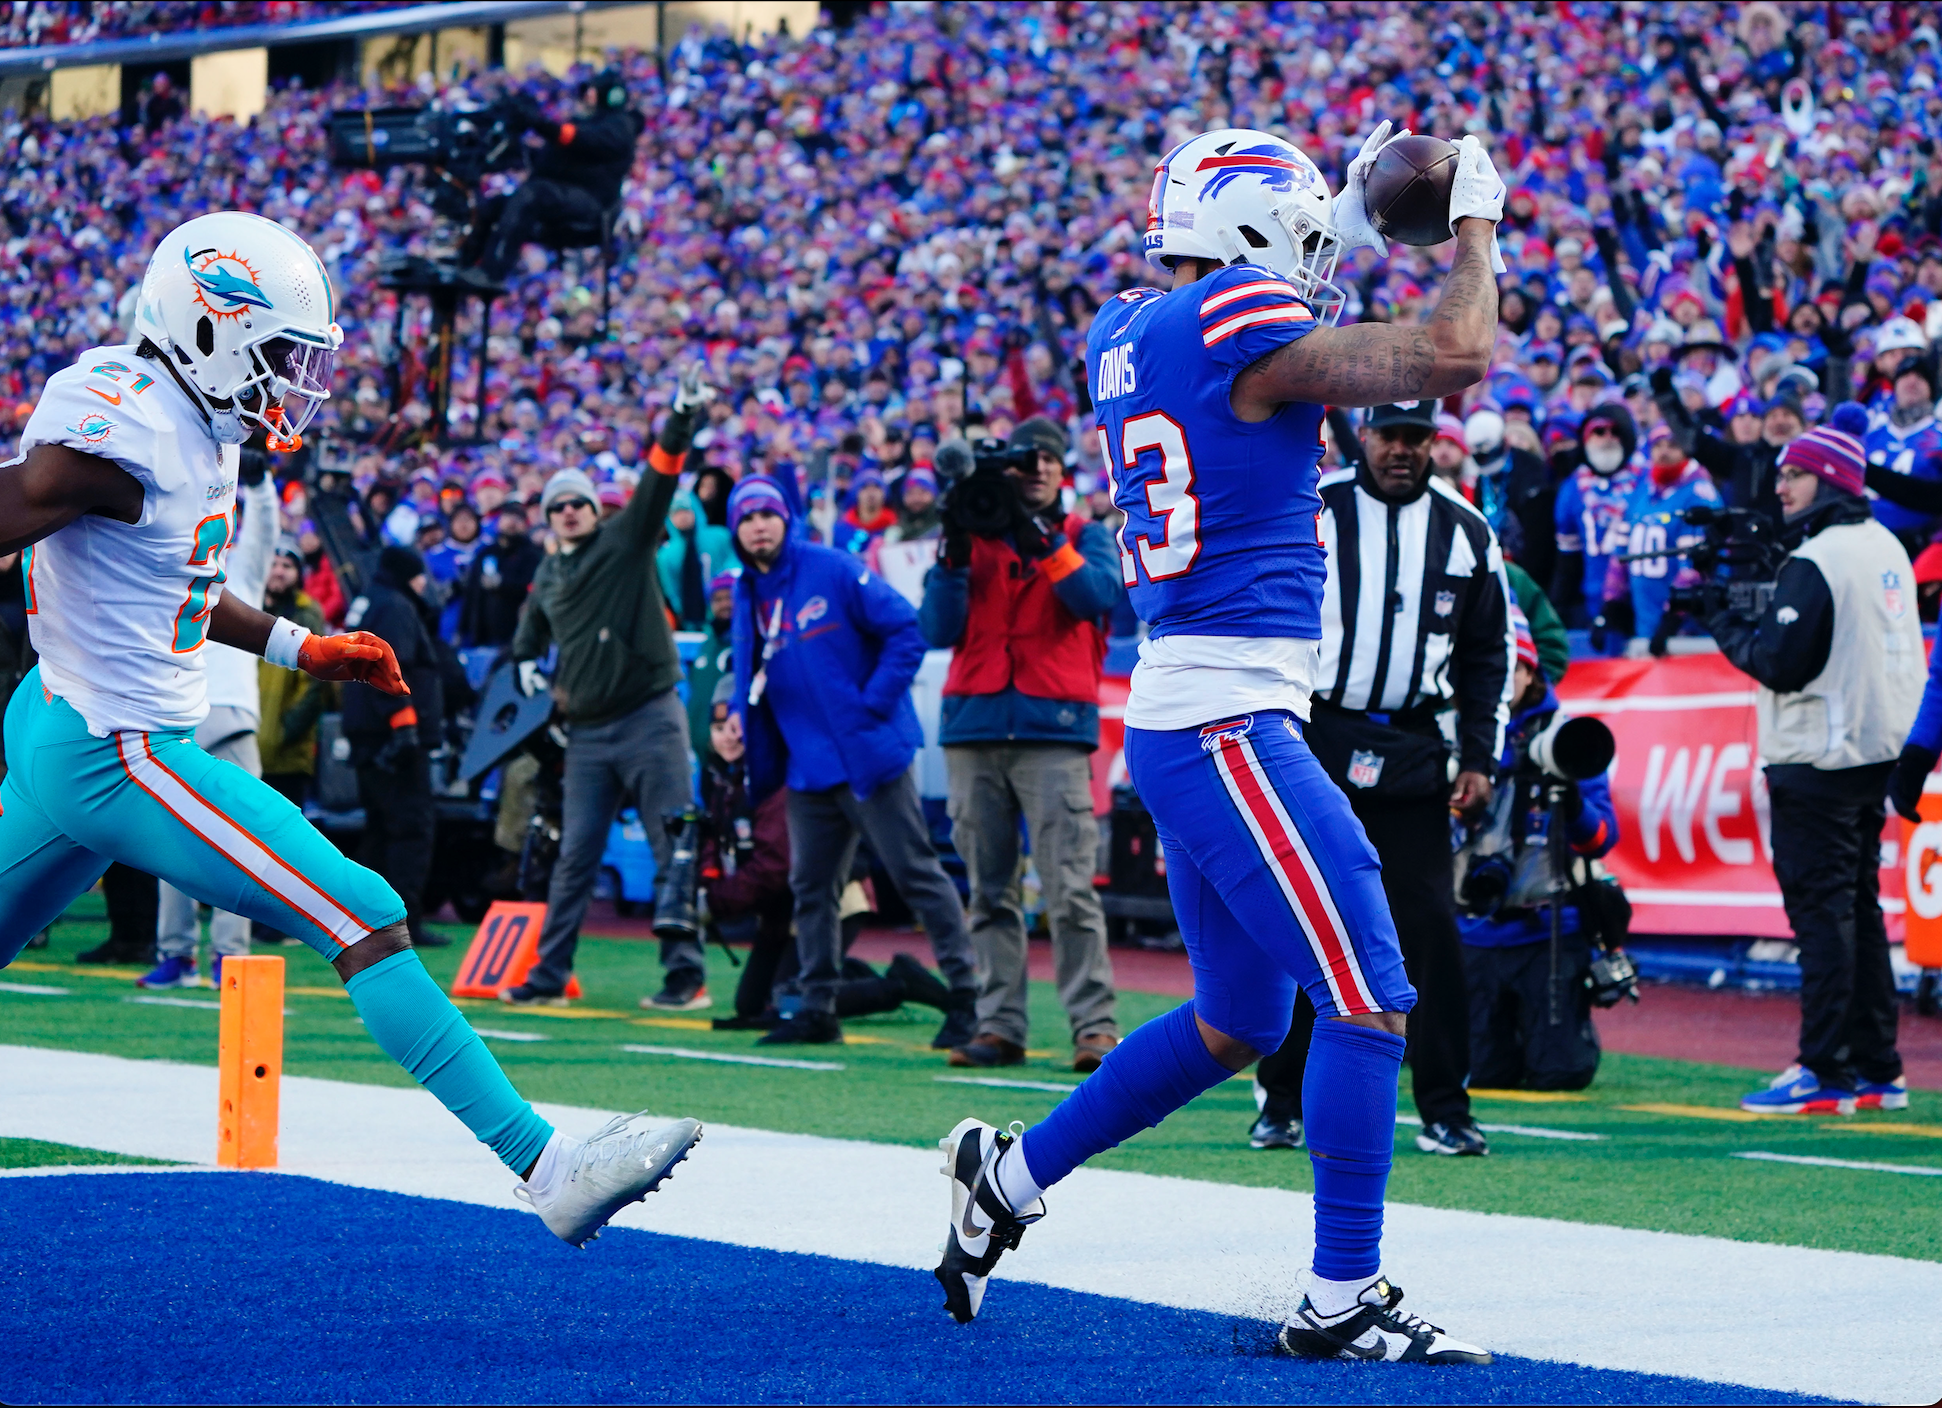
[8,893,1940,1262]
[0,1137,176,1169]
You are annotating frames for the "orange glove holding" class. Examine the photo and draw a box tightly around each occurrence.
[298,631,410,696]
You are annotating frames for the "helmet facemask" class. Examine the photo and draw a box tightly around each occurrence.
[232,334,335,452]
[1270,203,1347,327]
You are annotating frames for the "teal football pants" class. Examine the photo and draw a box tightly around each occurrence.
[0,667,403,964]
[0,669,555,1175]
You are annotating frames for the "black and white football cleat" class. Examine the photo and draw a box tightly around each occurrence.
[933,1116,1044,1323]
[1278,1276,1492,1364]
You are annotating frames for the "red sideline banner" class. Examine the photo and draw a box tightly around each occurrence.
[1091,654,1906,939]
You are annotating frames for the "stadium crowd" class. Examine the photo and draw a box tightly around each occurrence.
[0,2,382,48]
[2,3,1939,1086]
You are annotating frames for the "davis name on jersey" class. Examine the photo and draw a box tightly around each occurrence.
[1085,261,1327,640]
[16,343,237,737]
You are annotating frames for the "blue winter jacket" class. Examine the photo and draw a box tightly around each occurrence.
[731,534,927,801]
[1458,688,1621,949]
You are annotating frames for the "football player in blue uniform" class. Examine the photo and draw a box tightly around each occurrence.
[932,125,1505,1365]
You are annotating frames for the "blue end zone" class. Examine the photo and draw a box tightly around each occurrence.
[0,1173,1832,1406]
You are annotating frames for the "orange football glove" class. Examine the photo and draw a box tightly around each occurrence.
[298,631,410,696]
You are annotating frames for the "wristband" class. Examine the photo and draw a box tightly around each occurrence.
[265,618,311,670]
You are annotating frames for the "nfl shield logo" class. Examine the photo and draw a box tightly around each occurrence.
[1883,571,1907,620]
[1434,589,1456,617]
[1347,750,1385,789]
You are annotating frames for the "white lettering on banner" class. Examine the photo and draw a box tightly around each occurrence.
[1907,821,1942,921]
[1702,743,1754,866]
[1640,744,1713,863]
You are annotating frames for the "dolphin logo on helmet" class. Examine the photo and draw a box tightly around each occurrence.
[184,248,275,314]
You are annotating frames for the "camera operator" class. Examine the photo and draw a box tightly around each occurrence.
[500,370,711,1011]
[919,417,1123,1072]
[725,474,981,1048]
[465,69,643,286]
[1708,420,1922,1115]
[341,546,446,949]
[1250,400,1514,1158]
[1460,611,1630,1092]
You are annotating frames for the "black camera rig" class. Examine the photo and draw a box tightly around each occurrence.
[1615,503,1785,653]
[327,104,524,225]
[935,435,1037,538]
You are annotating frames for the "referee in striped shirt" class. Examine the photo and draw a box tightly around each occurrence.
[1250,399,1516,1159]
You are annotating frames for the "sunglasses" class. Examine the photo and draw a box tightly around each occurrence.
[547,498,594,516]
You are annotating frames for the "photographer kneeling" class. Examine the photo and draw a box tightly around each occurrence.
[699,679,954,1030]
[1459,611,1631,1092]
[920,419,1123,1072]
[1709,419,1922,1115]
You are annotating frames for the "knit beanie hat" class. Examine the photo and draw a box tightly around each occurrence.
[1509,605,1539,673]
[728,475,792,531]
[540,468,598,513]
[1778,425,1866,497]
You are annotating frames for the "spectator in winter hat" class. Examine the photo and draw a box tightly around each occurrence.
[834,470,897,557]
[884,466,942,545]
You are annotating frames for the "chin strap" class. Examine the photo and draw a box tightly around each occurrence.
[263,404,302,454]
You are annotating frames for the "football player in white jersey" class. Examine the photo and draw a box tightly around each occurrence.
[0,211,702,1244]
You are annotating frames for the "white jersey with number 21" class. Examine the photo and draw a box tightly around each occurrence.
[14,343,238,737]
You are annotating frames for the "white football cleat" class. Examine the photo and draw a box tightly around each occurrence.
[1278,1275,1491,1364]
[934,1116,1044,1323]
[514,1111,702,1248]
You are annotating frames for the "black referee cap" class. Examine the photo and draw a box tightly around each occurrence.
[1366,400,1440,430]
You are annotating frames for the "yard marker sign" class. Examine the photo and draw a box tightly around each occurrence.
[450,902,581,1000]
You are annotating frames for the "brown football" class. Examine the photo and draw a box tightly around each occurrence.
[1363,134,1460,246]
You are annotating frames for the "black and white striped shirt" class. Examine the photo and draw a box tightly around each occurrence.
[1316,467,1516,774]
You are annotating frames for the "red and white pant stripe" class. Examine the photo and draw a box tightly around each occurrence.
[1210,733,1381,1015]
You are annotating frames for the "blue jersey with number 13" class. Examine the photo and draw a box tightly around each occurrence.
[1086,261,1328,641]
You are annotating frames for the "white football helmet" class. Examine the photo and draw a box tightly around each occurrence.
[132,210,342,449]
[1143,128,1347,324]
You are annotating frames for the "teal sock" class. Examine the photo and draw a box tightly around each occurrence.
[345,950,554,1175]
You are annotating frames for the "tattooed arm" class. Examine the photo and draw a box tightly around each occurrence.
[1231,219,1499,418]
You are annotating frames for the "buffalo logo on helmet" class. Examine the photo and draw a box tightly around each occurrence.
[63,412,115,445]
[184,247,274,320]
[1193,142,1318,201]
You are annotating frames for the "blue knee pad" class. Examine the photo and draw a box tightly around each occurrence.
[1018,1002,1233,1190]
[346,950,554,1175]
[1304,1018,1405,1283]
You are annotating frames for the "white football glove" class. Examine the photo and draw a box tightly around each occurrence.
[516,660,549,698]
[1447,135,1508,274]
[1331,120,1410,257]
[672,364,716,415]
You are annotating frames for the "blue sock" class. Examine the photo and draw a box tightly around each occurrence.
[1017,1002,1233,1190]
[1304,1018,1405,1283]
[346,950,554,1175]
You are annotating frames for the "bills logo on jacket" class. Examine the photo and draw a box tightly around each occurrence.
[795,596,828,629]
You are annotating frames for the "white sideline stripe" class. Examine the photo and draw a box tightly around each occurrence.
[0,982,68,995]
[1396,1115,1608,1143]
[1734,1150,1942,1177]
[470,1028,550,1043]
[1560,691,1758,713]
[124,995,221,1011]
[620,1043,842,1072]
[936,1075,1081,1094]
[2,1045,1939,1406]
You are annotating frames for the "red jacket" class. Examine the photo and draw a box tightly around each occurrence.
[941,512,1105,703]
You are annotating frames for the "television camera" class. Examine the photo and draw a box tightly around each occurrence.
[327,104,525,227]
[934,435,1040,538]
[1615,503,1786,654]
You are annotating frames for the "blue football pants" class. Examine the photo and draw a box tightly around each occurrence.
[1128,710,1416,1047]
[0,667,402,963]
